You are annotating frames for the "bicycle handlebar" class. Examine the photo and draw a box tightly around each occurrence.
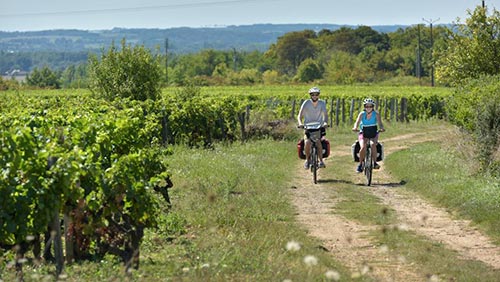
[298,123,328,129]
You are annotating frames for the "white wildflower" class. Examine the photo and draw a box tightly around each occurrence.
[398,224,409,231]
[325,270,340,281]
[429,274,440,282]
[286,240,301,252]
[379,244,389,253]
[303,255,318,266]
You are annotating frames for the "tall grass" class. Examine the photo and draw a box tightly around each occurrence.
[143,140,355,281]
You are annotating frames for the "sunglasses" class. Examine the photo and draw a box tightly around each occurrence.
[365,105,374,108]
[310,93,320,96]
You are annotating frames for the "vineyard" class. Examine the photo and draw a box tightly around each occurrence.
[0,85,453,279]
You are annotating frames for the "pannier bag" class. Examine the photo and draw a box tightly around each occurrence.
[322,139,330,158]
[351,140,361,162]
[297,138,330,159]
[351,141,384,162]
[297,139,306,159]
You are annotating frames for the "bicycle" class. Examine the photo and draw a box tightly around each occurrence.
[354,127,383,186]
[299,122,327,184]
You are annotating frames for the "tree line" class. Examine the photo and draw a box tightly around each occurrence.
[1,5,497,90]
[0,23,438,89]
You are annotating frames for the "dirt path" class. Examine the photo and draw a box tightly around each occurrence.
[291,130,500,281]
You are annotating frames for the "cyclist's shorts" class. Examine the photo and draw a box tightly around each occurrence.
[304,127,325,140]
[358,132,378,144]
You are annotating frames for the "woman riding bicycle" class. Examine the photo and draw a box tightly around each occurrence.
[352,98,385,173]
[297,86,329,169]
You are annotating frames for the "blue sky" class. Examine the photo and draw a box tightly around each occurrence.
[1,0,498,31]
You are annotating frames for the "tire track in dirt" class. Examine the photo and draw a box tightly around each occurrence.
[291,128,500,281]
[291,165,423,281]
[371,130,500,270]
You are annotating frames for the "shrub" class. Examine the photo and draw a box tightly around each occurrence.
[88,39,162,101]
[447,74,500,175]
[26,66,61,89]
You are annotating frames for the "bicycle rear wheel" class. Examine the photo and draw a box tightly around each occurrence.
[365,145,373,186]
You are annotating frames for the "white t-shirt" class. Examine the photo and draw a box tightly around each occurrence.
[298,99,327,125]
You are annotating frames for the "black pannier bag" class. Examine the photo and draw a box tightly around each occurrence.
[351,140,384,162]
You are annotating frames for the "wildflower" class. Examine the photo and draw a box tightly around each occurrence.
[397,224,409,231]
[286,240,301,252]
[325,270,340,281]
[182,267,190,273]
[379,244,389,253]
[429,274,440,282]
[303,255,318,266]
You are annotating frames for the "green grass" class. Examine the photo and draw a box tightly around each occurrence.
[147,140,357,281]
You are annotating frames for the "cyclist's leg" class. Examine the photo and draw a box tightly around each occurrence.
[356,133,365,172]
[372,134,380,169]
[317,139,323,162]
[304,134,311,168]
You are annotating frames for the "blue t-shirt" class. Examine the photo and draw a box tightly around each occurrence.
[361,111,377,128]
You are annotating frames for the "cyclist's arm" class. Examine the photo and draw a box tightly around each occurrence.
[323,103,329,127]
[352,112,362,131]
[376,111,385,132]
[297,104,305,126]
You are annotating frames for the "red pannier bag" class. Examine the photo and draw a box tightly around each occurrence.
[297,138,330,159]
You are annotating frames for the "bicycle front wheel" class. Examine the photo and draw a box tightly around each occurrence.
[311,147,318,184]
[365,146,373,186]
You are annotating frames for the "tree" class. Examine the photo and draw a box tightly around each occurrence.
[61,64,88,88]
[435,6,500,86]
[88,39,162,101]
[26,66,61,89]
[268,30,317,75]
[318,27,362,54]
[295,58,323,82]
[324,51,372,84]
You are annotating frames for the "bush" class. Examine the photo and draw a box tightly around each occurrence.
[88,39,162,101]
[447,74,500,175]
[26,66,61,89]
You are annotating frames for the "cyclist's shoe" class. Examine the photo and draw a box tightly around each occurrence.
[374,162,381,169]
[304,161,310,169]
[319,161,326,168]
[356,163,363,173]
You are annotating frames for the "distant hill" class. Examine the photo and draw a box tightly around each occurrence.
[0,24,409,54]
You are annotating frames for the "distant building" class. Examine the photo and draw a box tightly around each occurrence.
[2,69,28,82]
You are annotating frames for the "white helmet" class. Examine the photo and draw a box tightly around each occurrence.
[308,87,320,94]
[363,98,375,106]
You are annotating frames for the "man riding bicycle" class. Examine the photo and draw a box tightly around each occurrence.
[297,87,329,169]
[352,98,385,173]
